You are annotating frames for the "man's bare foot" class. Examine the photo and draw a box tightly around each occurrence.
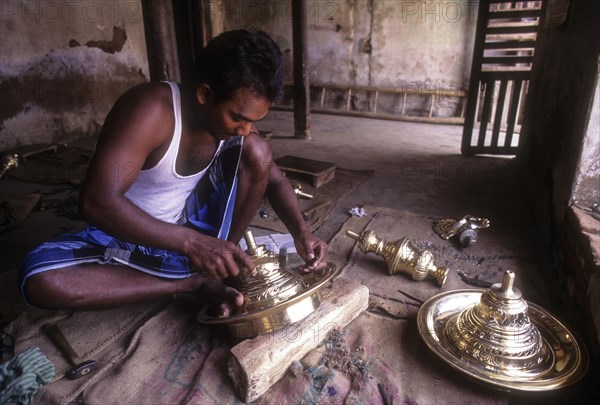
[187,273,244,317]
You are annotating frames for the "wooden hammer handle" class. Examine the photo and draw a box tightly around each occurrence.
[43,323,81,366]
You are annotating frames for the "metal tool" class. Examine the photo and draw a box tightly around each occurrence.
[433,215,490,246]
[302,200,332,220]
[0,144,60,178]
[0,154,19,178]
[293,184,314,199]
[43,323,99,379]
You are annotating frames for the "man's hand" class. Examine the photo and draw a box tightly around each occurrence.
[184,232,255,280]
[294,230,328,271]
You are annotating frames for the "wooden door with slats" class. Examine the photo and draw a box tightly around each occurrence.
[461,1,545,156]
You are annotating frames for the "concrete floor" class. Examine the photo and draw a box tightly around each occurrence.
[265,110,534,240]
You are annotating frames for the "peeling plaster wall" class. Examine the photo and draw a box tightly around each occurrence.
[0,0,149,152]
[215,0,476,117]
[572,75,600,207]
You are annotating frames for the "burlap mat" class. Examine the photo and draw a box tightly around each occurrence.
[250,168,373,233]
[0,193,41,232]
[2,204,547,404]
[5,300,510,405]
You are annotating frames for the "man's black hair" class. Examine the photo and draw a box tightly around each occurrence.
[193,29,284,105]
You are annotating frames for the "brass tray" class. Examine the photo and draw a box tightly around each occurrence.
[417,290,588,392]
[197,262,337,338]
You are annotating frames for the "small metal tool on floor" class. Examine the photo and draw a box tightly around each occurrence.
[433,215,490,246]
[293,184,314,199]
[0,144,60,178]
[43,323,99,379]
[302,200,332,220]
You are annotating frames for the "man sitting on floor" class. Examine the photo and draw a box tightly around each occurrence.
[20,29,328,316]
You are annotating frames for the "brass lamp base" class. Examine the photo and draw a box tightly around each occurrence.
[417,271,588,391]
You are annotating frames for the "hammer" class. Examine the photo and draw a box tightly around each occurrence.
[43,323,99,379]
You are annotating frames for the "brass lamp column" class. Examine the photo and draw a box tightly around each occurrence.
[347,229,448,287]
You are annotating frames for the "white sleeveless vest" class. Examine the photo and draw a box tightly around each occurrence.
[124,82,224,224]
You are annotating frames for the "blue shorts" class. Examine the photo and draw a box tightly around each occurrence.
[20,136,243,296]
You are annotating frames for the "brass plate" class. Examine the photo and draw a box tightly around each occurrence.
[417,290,588,392]
[198,263,337,338]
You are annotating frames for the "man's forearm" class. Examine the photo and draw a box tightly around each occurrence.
[266,176,309,239]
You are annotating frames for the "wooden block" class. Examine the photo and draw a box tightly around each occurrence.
[228,278,369,402]
[275,155,337,188]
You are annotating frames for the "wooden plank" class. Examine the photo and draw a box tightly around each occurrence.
[228,278,369,403]
[373,91,379,113]
[461,0,489,155]
[270,106,465,125]
[486,25,539,35]
[467,145,519,155]
[484,40,536,50]
[504,79,523,148]
[477,80,495,148]
[488,9,542,20]
[346,88,352,111]
[491,80,508,151]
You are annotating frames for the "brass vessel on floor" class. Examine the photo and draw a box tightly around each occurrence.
[346,229,448,287]
[197,231,336,338]
[418,270,588,391]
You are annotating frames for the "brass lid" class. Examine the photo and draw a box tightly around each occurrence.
[197,262,336,338]
[417,270,588,391]
[198,231,337,338]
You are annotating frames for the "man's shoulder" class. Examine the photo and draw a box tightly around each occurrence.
[119,82,173,110]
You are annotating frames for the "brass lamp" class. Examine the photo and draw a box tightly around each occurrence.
[418,270,589,391]
[346,229,448,287]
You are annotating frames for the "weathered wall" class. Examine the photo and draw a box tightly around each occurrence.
[0,0,149,152]
[518,0,600,351]
[572,77,600,208]
[214,0,476,117]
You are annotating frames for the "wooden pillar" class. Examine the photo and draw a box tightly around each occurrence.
[140,0,181,82]
[192,0,212,50]
[292,0,311,140]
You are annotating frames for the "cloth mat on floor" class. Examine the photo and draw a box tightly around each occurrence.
[250,168,373,233]
[4,299,511,405]
[0,193,41,233]
[4,204,546,404]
